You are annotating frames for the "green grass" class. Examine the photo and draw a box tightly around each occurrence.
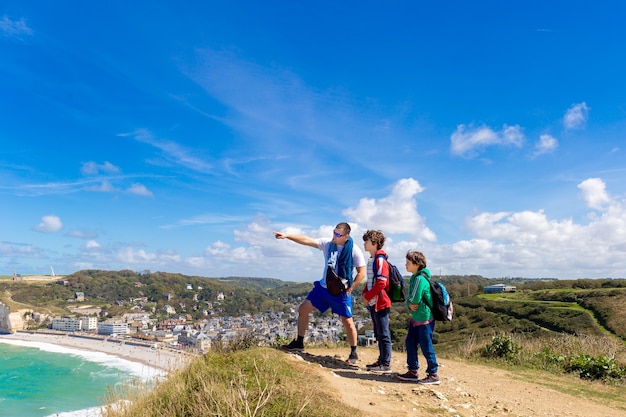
[441,332,626,413]
[102,347,359,417]
[102,333,626,417]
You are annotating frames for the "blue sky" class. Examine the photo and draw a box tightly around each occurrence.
[2,2,626,281]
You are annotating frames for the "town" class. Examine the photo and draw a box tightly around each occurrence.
[1,275,379,352]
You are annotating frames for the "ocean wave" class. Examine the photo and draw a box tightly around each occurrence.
[46,404,104,417]
[0,338,165,381]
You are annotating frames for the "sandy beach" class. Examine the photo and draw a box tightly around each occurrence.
[0,331,192,372]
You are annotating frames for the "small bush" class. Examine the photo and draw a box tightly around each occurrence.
[565,354,626,381]
[482,334,521,360]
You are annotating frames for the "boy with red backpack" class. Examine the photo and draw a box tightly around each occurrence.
[361,229,393,373]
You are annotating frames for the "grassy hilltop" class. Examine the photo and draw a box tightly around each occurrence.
[3,271,626,415]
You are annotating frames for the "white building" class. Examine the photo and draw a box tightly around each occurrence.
[484,284,517,293]
[51,316,98,332]
[79,316,98,331]
[98,321,129,336]
[52,317,82,332]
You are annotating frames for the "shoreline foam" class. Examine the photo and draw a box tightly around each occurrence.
[0,331,191,373]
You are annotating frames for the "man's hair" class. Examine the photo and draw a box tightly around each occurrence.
[336,222,351,235]
[406,250,427,269]
[362,229,385,249]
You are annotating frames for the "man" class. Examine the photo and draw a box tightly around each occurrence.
[274,222,367,364]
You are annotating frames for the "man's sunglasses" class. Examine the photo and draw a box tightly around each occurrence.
[333,231,345,238]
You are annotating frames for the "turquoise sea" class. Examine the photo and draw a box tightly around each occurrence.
[0,338,163,417]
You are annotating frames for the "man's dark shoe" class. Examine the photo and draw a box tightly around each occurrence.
[346,352,359,365]
[281,339,304,352]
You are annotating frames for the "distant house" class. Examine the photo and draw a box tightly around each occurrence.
[12,271,23,280]
[358,329,376,347]
[75,292,85,302]
[484,284,517,294]
[163,305,177,315]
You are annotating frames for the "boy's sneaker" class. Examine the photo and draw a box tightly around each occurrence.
[368,364,392,374]
[365,360,380,369]
[397,370,419,382]
[418,374,440,385]
[346,352,359,365]
[281,339,304,352]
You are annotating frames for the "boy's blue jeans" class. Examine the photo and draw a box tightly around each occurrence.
[405,319,438,375]
[368,305,392,365]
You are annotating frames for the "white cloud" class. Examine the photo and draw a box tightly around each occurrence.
[0,242,42,258]
[204,240,232,256]
[116,247,181,265]
[18,177,626,280]
[34,215,63,233]
[67,229,98,239]
[343,178,436,241]
[240,176,626,279]
[126,183,153,197]
[81,161,120,176]
[0,16,32,38]
[578,178,610,210]
[532,134,558,157]
[86,180,118,193]
[442,177,626,277]
[85,240,101,249]
[450,124,525,157]
[563,102,589,130]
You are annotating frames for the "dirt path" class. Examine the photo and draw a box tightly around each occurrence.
[285,347,626,417]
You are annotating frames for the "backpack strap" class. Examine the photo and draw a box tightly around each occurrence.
[418,270,433,309]
[373,253,389,295]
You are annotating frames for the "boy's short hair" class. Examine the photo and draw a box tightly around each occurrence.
[406,250,427,269]
[362,229,385,250]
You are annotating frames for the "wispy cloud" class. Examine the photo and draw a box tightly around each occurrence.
[118,129,214,174]
[563,102,589,130]
[3,175,157,197]
[532,134,558,157]
[67,228,99,239]
[0,16,33,38]
[185,49,404,166]
[85,180,118,193]
[450,124,525,158]
[81,161,120,176]
[0,241,43,258]
[161,213,250,229]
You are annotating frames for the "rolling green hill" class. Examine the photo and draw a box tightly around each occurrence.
[2,270,626,347]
